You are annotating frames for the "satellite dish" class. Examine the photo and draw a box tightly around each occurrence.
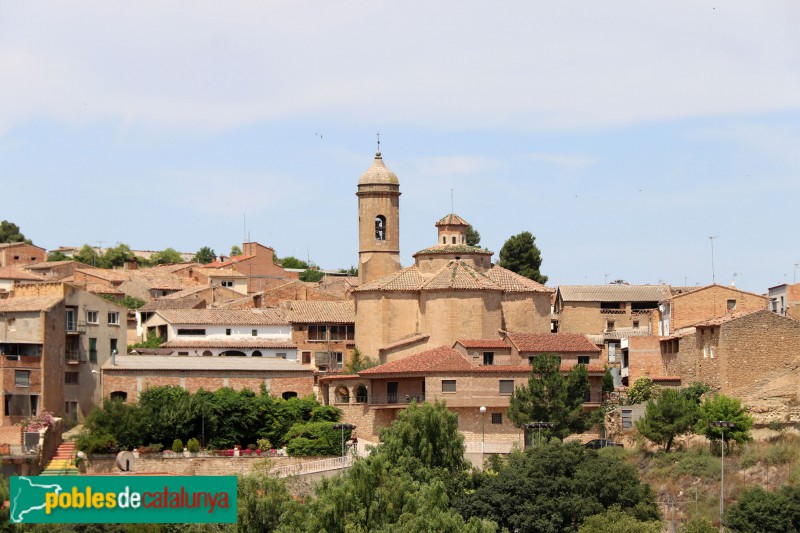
[116,451,135,472]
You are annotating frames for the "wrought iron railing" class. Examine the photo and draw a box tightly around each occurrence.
[369,393,425,405]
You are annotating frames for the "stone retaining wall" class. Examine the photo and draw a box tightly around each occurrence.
[84,454,311,477]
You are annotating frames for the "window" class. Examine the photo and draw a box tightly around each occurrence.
[308,325,327,341]
[491,413,502,424]
[65,372,79,384]
[302,351,311,364]
[332,352,343,369]
[252,350,262,357]
[15,371,30,387]
[86,311,99,324]
[110,391,128,401]
[282,391,298,400]
[6,317,15,330]
[606,320,615,332]
[499,380,514,395]
[277,352,287,359]
[178,352,189,356]
[441,380,456,393]
[622,409,633,430]
[225,328,231,336]
[727,299,736,311]
[451,236,456,244]
[632,320,639,329]
[710,345,715,359]
[375,215,386,240]
[89,338,97,363]
[442,237,446,244]
[65,401,79,421]
[483,352,494,366]
[65,308,77,331]
[107,312,120,325]
[330,325,355,341]
[177,328,206,336]
[252,329,258,336]
[110,338,118,356]
[202,350,213,357]
[578,356,590,365]
[221,280,234,288]
[772,299,778,312]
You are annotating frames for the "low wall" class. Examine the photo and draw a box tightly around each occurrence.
[85,454,305,477]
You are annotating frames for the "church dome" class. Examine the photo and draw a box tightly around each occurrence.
[358,152,399,185]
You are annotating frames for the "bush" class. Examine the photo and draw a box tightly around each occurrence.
[186,438,200,453]
[257,438,272,450]
[248,443,257,451]
[172,438,184,453]
[76,432,118,455]
[139,443,163,454]
[679,517,717,533]
[285,422,347,457]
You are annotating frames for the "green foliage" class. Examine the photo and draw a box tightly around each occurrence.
[602,367,614,394]
[257,438,272,450]
[679,516,718,533]
[150,247,183,265]
[454,441,659,533]
[680,382,711,404]
[74,244,100,266]
[694,394,754,449]
[507,353,591,440]
[46,251,68,262]
[299,268,324,282]
[117,295,146,309]
[193,246,216,264]
[237,473,299,533]
[498,230,547,283]
[129,330,164,350]
[466,225,481,246]
[101,243,134,267]
[230,245,243,256]
[577,506,662,533]
[636,388,697,451]
[139,386,195,446]
[309,405,340,422]
[186,438,200,453]
[344,346,378,373]
[724,485,800,532]
[338,265,358,276]
[285,421,345,456]
[171,438,184,453]
[0,220,30,243]
[280,255,308,269]
[76,398,143,453]
[626,377,659,404]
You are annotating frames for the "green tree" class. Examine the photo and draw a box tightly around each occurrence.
[626,377,659,404]
[344,347,378,373]
[0,220,30,243]
[507,353,590,440]
[150,247,183,265]
[299,269,324,282]
[679,517,718,533]
[193,246,216,264]
[47,251,68,262]
[281,256,308,269]
[76,398,144,453]
[230,245,243,256]
[498,230,547,283]
[602,368,615,394]
[636,388,696,452]
[74,244,100,266]
[102,243,134,267]
[578,506,662,533]
[128,330,164,350]
[237,473,299,533]
[680,382,711,404]
[695,393,754,450]
[466,225,481,246]
[724,485,800,533]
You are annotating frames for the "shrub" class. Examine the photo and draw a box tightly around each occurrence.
[257,438,272,450]
[172,439,184,453]
[248,443,257,451]
[22,411,57,432]
[76,432,118,455]
[186,438,200,453]
[679,516,717,533]
[139,443,163,454]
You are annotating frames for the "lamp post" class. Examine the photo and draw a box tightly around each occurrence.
[479,406,487,459]
[524,422,555,448]
[333,423,356,464]
[711,420,735,529]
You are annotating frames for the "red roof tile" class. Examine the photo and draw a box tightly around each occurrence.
[435,213,470,226]
[506,333,601,353]
[360,346,472,376]
[456,339,509,349]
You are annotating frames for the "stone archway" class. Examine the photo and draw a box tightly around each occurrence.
[334,385,350,404]
[355,384,368,403]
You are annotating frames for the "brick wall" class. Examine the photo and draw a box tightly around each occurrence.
[85,455,297,477]
[0,425,22,445]
[627,336,665,382]
[263,283,342,308]
[235,243,299,293]
[671,285,767,331]
[0,243,45,268]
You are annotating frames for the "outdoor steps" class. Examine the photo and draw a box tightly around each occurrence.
[40,442,80,476]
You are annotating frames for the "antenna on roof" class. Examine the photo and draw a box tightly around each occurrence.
[731,272,739,287]
[376,131,381,153]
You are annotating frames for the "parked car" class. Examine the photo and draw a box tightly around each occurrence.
[584,439,623,449]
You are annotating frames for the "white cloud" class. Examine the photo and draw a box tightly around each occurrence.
[1,1,799,133]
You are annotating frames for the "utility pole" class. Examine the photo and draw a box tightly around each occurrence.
[709,236,718,284]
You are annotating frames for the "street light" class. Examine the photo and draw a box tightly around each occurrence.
[333,423,356,464]
[479,406,487,459]
[711,420,735,528]
[524,422,555,448]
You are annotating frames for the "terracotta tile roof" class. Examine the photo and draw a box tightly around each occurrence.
[279,301,355,324]
[193,267,247,279]
[456,339,509,349]
[103,355,311,372]
[208,255,256,268]
[157,308,288,326]
[24,261,79,270]
[318,373,360,383]
[486,266,553,293]
[138,298,205,312]
[421,261,501,291]
[379,334,430,352]
[0,295,62,312]
[413,244,493,256]
[0,267,45,281]
[691,309,769,327]
[154,263,198,273]
[355,266,427,292]
[435,213,470,226]
[603,329,654,339]
[69,281,124,295]
[557,285,670,302]
[360,346,472,376]
[668,283,768,302]
[470,363,606,374]
[162,339,296,349]
[0,242,44,250]
[128,270,197,291]
[506,333,601,353]
[76,268,131,282]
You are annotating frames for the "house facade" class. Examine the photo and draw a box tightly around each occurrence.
[0,242,46,268]
[279,300,355,371]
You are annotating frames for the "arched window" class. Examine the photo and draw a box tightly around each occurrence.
[282,391,298,400]
[221,350,246,357]
[452,236,456,244]
[252,350,263,357]
[202,350,213,357]
[442,236,446,244]
[110,391,128,402]
[334,386,350,404]
[355,384,368,403]
[375,215,386,241]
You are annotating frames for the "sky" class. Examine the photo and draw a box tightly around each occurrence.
[1,1,799,294]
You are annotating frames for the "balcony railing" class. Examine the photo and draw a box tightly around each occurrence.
[600,308,626,314]
[66,351,85,364]
[66,321,86,334]
[370,393,425,406]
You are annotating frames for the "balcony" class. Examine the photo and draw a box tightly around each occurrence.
[600,308,626,315]
[370,393,425,406]
[66,321,86,334]
[66,351,85,364]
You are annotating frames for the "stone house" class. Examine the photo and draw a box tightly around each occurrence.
[503,332,603,367]
[117,269,198,302]
[208,242,299,293]
[278,300,355,371]
[101,355,314,403]
[0,282,128,424]
[187,267,248,295]
[657,284,767,335]
[0,266,44,296]
[0,242,46,268]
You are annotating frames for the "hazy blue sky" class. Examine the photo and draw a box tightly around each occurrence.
[2,1,799,293]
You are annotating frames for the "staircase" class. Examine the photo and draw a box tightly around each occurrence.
[40,441,79,476]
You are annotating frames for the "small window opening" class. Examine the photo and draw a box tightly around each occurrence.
[375,215,386,241]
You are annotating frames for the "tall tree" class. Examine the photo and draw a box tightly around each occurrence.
[230,245,243,256]
[281,256,308,269]
[507,353,590,440]
[193,246,216,264]
[498,231,547,283]
[466,225,481,246]
[150,247,183,265]
[0,220,30,243]
[300,269,324,282]
[694,394,754,450]
[102,243,135,267]
[74,244,100,266]
[724,485,800,533]
[635,388,696,452]
[46,251,68,262]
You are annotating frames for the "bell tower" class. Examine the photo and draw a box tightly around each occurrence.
[357,150,401,285]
